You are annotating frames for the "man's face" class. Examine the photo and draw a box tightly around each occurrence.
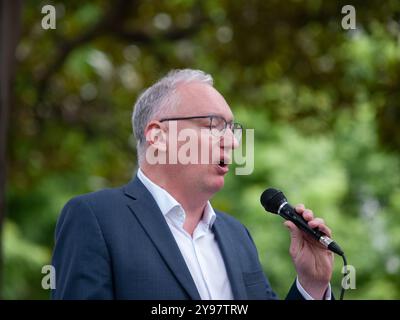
[161,82,239,196]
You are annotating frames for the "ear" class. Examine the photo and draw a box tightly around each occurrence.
[144,121,167,152]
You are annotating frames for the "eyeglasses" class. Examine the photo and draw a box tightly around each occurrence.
[159,115,243,142]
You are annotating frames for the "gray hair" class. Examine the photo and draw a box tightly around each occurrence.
[132,69,214,163]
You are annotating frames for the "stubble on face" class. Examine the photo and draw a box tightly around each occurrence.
[162,82,235,197]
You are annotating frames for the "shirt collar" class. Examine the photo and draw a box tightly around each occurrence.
[202,202,217,228]
[137,168,180,216]
[137,168,216,229]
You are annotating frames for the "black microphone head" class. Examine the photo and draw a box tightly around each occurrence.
[260,188,287,214]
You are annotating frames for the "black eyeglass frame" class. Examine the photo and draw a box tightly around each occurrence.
[158,115,243,137]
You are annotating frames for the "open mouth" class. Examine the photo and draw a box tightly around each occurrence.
[218,160,228,169]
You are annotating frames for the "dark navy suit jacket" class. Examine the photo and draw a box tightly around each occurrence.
[51,176,303,299]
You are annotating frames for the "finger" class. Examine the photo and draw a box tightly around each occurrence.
[284,220,304,242]
[301,209,314,221]
[309,219,332,237]
[318,224,332,238]
[308,217,325,226]
[294,204,305,214]
[284,220,297,232]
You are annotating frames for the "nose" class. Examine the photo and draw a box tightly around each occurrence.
[220,127,240,150]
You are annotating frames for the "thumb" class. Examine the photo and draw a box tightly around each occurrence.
[284,221,302,256]
[284,220,301,238]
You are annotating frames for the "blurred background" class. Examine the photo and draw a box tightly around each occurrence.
[1,0,400,299]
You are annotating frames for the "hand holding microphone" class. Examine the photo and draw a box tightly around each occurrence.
[260,188,344,256]
[260,188,347,299]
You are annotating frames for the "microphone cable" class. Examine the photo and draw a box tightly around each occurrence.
[339,253,348,300]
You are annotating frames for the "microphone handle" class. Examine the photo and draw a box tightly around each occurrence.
[279,203,325,238]
[279,203,344,256]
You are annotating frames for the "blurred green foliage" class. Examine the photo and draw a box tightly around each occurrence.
[5,0,400,299]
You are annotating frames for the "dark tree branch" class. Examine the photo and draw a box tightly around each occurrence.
[0,0,23,298]
[35,0,135,106]
[114,17,207,43]
[34,0,207,108]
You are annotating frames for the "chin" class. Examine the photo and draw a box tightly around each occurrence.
[208,176,225,193]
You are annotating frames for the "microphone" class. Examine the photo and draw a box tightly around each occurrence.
[260,188,344,256]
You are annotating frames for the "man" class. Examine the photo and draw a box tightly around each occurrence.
[51,69,333,299]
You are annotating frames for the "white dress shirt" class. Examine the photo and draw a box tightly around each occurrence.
[137,168,233,299]
[137,168,330,300]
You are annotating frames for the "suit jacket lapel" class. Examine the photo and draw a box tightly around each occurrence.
[213,216,248,299]
[123,177,201,300]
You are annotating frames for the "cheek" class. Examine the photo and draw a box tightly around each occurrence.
[199,135,220,162]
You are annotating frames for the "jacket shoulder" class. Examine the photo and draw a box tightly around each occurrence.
[67,185,124,205]
[56,184,129,230]
[214,209,247,231]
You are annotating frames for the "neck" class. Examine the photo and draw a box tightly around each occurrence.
[140,164,210,234]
